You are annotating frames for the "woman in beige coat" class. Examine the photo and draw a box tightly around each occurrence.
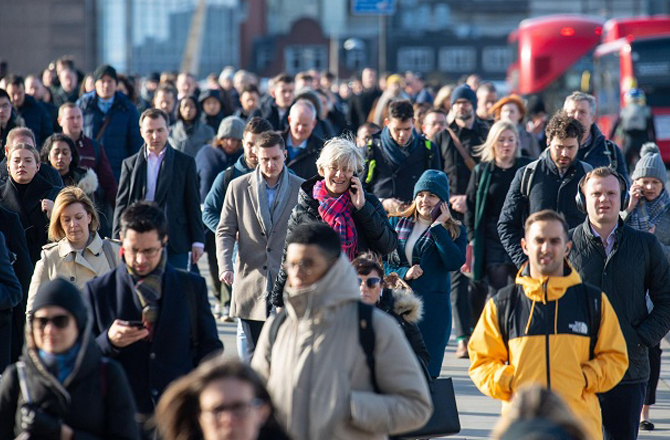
[27,186,120,312]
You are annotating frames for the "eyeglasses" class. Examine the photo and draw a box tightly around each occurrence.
[201,399,263,420]
[284,260,315,274]
[357,277,381,289]
[124,246,163,258]
[33,314,71,331]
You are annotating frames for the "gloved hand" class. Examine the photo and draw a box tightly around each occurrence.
[20,405,62,439]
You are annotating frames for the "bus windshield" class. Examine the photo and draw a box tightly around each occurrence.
[632,37,670,108]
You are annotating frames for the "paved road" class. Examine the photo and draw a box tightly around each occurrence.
[201,261,670,439]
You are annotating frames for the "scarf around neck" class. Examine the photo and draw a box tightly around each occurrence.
[126,250,167,335]
[380,127,419,168]
[39,342,81,383]
[392,216,436,266]
[313,179,358,260]
[628,188,670,232]
[255,165,290,235]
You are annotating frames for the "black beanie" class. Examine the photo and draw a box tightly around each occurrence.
[93,64,118,83]
[31,278,88,332]
[450,84,477,110]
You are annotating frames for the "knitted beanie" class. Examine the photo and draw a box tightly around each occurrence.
[31,278,88,332]
[413,169,450,202]
[217,116,245,140]
[450,84,477,110]
[93,64,118,83]
[632,143,667,183]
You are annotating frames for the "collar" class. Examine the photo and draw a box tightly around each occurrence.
[516,260,582,302]
[287,136,308,149]
[144,145,168,159]
[588,221,618,242]
[57,232,103,258]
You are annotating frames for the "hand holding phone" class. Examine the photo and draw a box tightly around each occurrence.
[118,320,145,329]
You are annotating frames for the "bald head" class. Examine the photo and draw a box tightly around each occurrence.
[288,100,317,144]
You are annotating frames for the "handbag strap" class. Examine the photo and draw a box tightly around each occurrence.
[101,239,118,270]
[95,115,113,143]
[16,361,32,405]
[445,127,476,171]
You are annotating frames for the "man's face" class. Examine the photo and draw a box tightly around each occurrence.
[59,70,77,93]
[140,116,169,152]
[356,126,377,148]
[564,99,594,136]
[387,117,413,146]
[0,97,11,125]
[584,175,622,225]
[288,108,315,143]
[452,99,474,122]
[25,77,44,100]
[242,131,259,168]
[422,112,447,140]
[477,90,497,116]
[121,229,165,277]
[273,82,294,109]
[522,219,571,277]
[361,69,377,90]
[6,83,26,108]
[257,144,286,182]
[154,90,176,114]
[548,136,579,172]
[285,243,332,288]
[59,106,83,136]
[177,74,195,97]
[240,91,259,113]
[95,75,116,100]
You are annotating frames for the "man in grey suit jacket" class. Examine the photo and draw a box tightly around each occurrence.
[113,108,205,271]
[216,131,303,359]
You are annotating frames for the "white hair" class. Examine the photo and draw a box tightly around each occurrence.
[289,99,316,121]
[316,136,365,175]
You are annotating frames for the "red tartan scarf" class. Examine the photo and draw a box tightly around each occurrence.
[313,179,358,260]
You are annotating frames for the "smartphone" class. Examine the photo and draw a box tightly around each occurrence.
[431,204,442,222]
[350,175,358,194]
[118,320,145,329]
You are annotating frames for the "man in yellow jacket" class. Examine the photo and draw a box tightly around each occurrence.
[468,209,628,440]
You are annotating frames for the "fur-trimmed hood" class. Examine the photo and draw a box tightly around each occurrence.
[383,288,423,324]
[75,168,99,195]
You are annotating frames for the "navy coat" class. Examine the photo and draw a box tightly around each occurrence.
[84,263,223,414]
[17,95,52,146]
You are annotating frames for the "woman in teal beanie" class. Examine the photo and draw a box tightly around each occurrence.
[386,169,467,377]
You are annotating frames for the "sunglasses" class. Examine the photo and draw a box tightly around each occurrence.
[357,277,381,289]
[33,314,71,330]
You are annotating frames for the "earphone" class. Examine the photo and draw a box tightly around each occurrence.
[575,168,629,213]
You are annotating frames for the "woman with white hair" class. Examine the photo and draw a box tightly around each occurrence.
[270,136,398,309]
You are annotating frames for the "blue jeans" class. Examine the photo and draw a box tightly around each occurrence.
[167,252,200,274]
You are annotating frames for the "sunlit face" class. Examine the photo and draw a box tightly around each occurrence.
[121,229,165,277]
[177,74,195,97]
[203,97,222,116]
[584,175,622,224]
[9,149,40,183]
[522,220,571,278]
[179,99,197,122]
[415,191,441,219]
[387,117,413,147]
[356,126,377,148]
[32,306,78,354]
[198,378,269,440]
[95,75,116,100]
[49,140,73,175]
[548,136,579,172]
[362,68,377,90]
[60,202,92,245]
[257,144,286,182]
[0,97,11,125]
[285,243,331,288]
[452,99,474,122]
[422,112,447,140]
[477,90,497,115]
[273,82,294,109]
[636,177,664,201]
[288,108,316,144]
[242,132,259,168]
[25,77,44,99]
[59,70,77,93]
[140,116,169,152]
[154,90,176,114]
[564,99,594,135]
[240,91,259,113]
[500,103,522,124]
[6,83,26,108]
[494,129,518,164]
[320,162,354,196]
[83,76,95,93]
[59,106,83,136]
[358,270,383,305]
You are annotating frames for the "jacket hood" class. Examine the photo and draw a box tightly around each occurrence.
[284,253,360,319]
[515,260,582,302]
[76,168,99,195]
[388,288,423,323]
[234,154,254,174]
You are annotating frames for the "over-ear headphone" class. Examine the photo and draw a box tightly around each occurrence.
[575,168,629,213]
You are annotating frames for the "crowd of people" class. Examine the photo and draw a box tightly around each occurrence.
[0,56,668,440]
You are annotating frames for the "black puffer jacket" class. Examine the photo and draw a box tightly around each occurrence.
[0,326,138,439]
[568,218,670,383]
[270,176,398,308]
[498,154,589,268]
[578,124,629,181]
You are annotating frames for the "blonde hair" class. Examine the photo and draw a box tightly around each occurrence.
[434,85,454,112]
[7,142,40,163]
[48,186,100,241]
[391,202,462,239]
[316,136,365,176]
[475,120,519,163]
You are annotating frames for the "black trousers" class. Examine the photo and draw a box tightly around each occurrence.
[645,344,662,406]
[450,270,471,339]
[204,230,223,302]
[470,263,516,329]
[599,381,646,440]
[241,319,265,361]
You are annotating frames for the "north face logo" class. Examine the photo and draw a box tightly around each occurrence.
[569,321,588,335]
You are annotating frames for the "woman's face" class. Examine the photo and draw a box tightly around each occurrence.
[494,129,517,164]
[320,162,354,196]
[500,103,522,124]
[9,149,39,184]
[636,177,664,201]
[32,306,78,354]
[49,141,73,175]
[415,191,441,219]
[60,202,92,245]
[180,99,198,122]
[199,378,270,440]
[358,270,383,305]
[203,97,222,116]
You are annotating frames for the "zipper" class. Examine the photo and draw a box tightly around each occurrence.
[544,280,551,390]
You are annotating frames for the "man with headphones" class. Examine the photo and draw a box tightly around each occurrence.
[568,166,670,440]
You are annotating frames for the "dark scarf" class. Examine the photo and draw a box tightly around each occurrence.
[392,216,436,266]
[313,179,358,260]
[628,188,670,232]
[126,250,167,338]
[38,342,81,383]
[380,127,420,168]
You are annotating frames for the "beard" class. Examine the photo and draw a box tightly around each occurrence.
[456,110,474,121]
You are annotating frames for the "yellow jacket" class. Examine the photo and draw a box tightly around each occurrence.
[468,262,628,440]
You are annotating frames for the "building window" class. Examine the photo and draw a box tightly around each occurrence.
[397,47,434,72]
[482,46,512,73]
[284,45,327,74]
[438,47,476,73]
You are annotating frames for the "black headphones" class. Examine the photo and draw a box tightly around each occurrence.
[575,168,629,213]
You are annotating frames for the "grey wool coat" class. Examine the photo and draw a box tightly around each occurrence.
[216,168,303,320]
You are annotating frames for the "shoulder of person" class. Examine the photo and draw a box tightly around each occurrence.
[389,289,423,324]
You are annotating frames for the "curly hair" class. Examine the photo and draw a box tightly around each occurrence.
[545,110,584,144]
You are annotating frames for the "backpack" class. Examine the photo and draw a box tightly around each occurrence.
[364,138,434,186]
[266,301,381,392]
[520,159,594,198]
